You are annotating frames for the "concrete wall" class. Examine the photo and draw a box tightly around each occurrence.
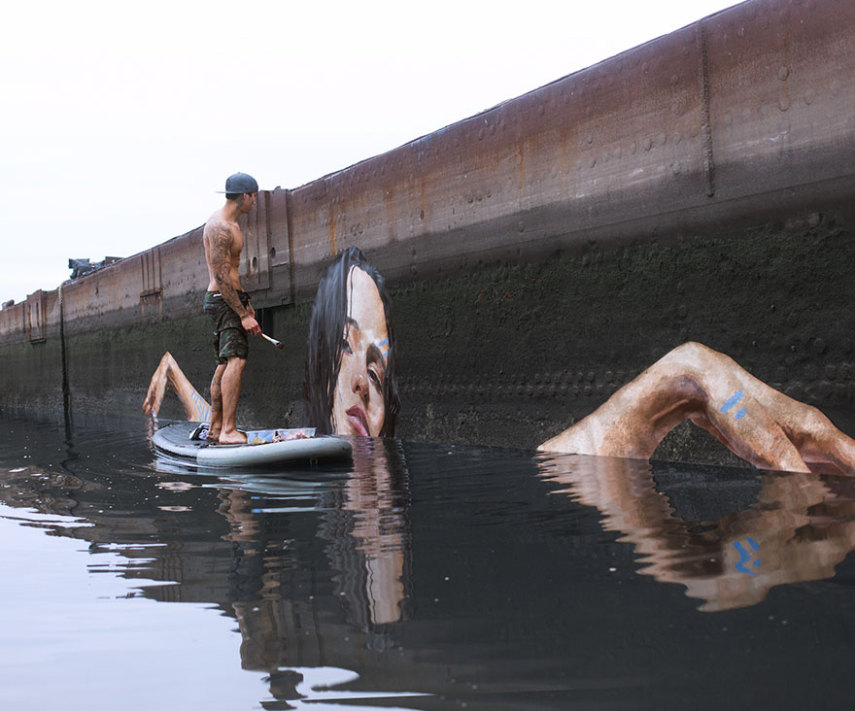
[1,0,853,461]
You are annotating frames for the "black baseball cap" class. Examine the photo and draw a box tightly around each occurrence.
[218,172,259,194]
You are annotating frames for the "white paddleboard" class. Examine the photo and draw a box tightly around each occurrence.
[153,422,351,467]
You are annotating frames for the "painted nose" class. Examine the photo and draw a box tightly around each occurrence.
[352,369,368,401]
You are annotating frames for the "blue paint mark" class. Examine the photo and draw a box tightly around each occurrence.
[190,391,212,423]
[734,537,761,575]
[378,338,390,359]
[721,388,745,414]
[722,389,748,420]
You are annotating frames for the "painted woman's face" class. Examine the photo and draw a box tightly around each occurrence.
[331,267,389,437]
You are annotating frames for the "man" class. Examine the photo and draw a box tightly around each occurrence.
[202,172,262,444]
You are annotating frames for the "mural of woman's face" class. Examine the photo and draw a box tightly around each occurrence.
[331,266,389,437]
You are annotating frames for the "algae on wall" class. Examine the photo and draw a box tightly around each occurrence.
[392,212,855,456]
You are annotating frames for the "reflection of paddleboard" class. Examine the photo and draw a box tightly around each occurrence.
[152,422,351,467]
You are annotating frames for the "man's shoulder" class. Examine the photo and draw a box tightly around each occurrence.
[203,213,239,240]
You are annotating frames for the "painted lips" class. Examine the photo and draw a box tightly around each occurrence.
[345,406,370,436]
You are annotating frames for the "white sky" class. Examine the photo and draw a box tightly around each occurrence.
[2,0,743,304]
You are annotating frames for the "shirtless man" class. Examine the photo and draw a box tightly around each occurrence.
[201,172,263,444]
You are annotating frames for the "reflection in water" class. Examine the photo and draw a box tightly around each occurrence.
[538,454,855,611]
[219,436,414,704]
[337,438,410,626]
[1,413,854,709]
[259,666,427,710]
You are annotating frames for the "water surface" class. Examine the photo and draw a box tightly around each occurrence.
[0,412,852,710]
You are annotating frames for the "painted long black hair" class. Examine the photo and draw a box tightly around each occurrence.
[304,247,400,436]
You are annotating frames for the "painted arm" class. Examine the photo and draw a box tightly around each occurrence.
[539,341,855,474]
[142,352,212,423]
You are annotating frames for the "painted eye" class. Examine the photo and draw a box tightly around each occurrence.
[368,369,383,391]
[341,337,352,354]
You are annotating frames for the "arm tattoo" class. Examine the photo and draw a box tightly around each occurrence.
[210,224,248,317]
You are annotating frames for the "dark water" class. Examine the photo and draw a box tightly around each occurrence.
[1,412,853,710]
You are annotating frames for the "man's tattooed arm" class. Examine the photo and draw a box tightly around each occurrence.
[210,223,248,317]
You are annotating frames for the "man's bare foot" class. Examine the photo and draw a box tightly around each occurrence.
[218,430,247,445]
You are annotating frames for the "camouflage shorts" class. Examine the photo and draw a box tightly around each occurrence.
[203,291,250,364]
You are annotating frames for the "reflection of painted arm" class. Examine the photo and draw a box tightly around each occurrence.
[538,454,855,611]
[142,352,212,422]
[540,341,855,474]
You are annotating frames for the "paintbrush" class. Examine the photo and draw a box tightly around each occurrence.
[261,333,284,350]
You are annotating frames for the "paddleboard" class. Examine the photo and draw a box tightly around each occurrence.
[152,422,351,468]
